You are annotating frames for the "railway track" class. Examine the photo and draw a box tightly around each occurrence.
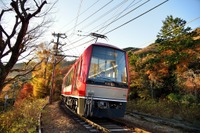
[60,102,147,133]
[125,111,200,133]
[40,101,200,133]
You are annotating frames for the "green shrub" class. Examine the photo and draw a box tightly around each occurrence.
[167,93,181,102]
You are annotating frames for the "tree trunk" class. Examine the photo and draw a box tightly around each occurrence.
[0,64,9,92]
[0,0,47,92]
[0,22,28,92]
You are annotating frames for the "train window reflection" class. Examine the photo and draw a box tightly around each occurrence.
[88,46,127,84]
[65,68,74,86]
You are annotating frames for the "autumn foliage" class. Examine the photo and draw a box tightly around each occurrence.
[128,27,200,103]
[18,83,33,99]
[14,83,33,106]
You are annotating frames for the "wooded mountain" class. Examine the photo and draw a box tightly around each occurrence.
[128,27,200,103]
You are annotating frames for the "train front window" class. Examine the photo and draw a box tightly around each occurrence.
[88,46,127,86]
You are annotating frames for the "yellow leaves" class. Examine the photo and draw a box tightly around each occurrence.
[32,78,48,98]
[0,98,48,132]
[161,49,175,56]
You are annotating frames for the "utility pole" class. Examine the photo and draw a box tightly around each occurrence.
[49,32,67,104]
[90,33,107,43]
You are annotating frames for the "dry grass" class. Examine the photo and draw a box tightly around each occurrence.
[0,98,48,133]
[126,99,200,125]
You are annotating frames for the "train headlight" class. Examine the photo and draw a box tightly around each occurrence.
[97,101,109,109]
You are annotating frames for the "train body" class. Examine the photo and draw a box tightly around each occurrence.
[61,43,130,118]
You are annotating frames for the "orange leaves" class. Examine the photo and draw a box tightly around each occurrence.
[158,67,169,75]
[177,69,200,93]
[176,62,188,73]
[20,83,33,99]
[15,83,33,106]
[161,49,175,56]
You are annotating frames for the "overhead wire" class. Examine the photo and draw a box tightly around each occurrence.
[72,0,84,35]
[66,0,168,52]
[81,0,141,35]
[60,0,200,62]
[62,0,116,54]
[99,0,138,33]
[62,0,87,59]
[68,2,200,56]
[69,0,146,48]
[63,0,169,57]
[65,0,114,34]
[65,38,95,51]
[65,0,143,50]
[59,0,100,32]
[79,0,129,32]
[62,0,147,55]
[62,0,114,56]
[96,0,150,34]
[66,38,81,54]
[104,0,169,35]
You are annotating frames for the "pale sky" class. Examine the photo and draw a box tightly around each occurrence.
[47,0,200,59]
[1,0,200,61]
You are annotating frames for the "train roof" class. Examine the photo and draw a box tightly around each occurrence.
[73,43,125,62]
[86,43,124,51]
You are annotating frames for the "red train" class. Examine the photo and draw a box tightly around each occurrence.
[61,43,130,118]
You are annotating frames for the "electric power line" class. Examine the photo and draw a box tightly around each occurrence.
[98,0,150,34]
[98,0,138,33]
[67,0,168,52]
[72,0,84,35]
[64,0,144,50]
[65,0,114,34]
[61,0,169,56]
[81,0,143,34]
[104,0,169,35]
[67,0,149,48]
[64,38,95,51]
[79,0,129,32]
[59,0,100,31]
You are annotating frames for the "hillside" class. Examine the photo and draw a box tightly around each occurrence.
[8,62,26,78]
[128,27,200,102]
[123,47,141,52]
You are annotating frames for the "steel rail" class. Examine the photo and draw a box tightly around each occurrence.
[63,103,110,133]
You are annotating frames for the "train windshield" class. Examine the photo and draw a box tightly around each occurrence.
[88,46,127,87]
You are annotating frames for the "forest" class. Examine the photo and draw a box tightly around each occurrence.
[128,27,200,103]
[126,16,200,124]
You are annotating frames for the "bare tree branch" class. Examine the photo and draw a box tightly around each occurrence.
[4,60,43,86]
[0,0,52,92]
[20,0,28,17]
[0,8,12,20]
[11,0,24,21]
[28,1,47,20]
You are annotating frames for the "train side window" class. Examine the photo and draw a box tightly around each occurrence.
[77,59,81,76]
[73,59,81,90]
[65,68,74,86]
